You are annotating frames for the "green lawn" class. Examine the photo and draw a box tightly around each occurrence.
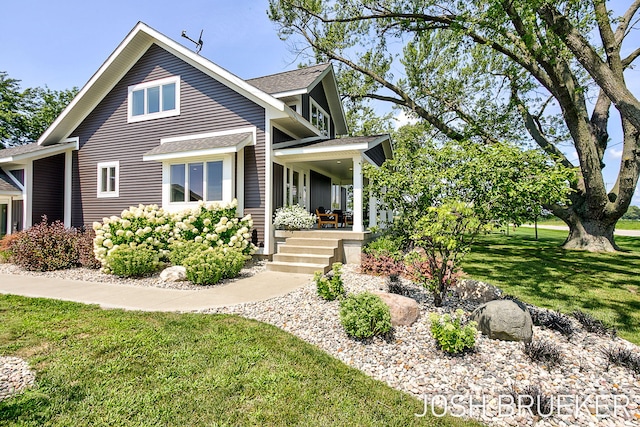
[534,217,640,230]
[462,228,640,344]
[0,296,480,427]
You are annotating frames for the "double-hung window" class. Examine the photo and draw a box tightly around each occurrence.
[128,76,180,122]
[170,161,224,203]
[97,161,119,198]
[310,100,330,136]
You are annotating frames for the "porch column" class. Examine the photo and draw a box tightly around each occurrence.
[288,167,294,206]
[64,150,72,227]
[352,155,364,232]
[369,194,378,228]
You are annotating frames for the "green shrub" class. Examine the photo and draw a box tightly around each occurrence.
[106,247,160,277]
[315,262,346,301]
[10,217,79,271]
[363,235,404,261]
[429,309,477,354]
[168,241,210,266]
[339,292,392,338]
[183,247,246,285]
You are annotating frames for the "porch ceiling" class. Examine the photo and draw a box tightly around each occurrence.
[291,158,355,183]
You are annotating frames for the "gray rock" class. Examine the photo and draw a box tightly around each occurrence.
[372,291,420,326]
[471,299,533,342]
[451,279,501,303]
[160,266,187,282]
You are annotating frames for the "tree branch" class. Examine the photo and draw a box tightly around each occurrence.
[622,47,640,68]
[509,82,574,168]
[538,4,640,131]
[614,0,640,44]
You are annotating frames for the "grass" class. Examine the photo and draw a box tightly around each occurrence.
[0,296,480,427]
[462,228,640,344]
[534,217,640,230]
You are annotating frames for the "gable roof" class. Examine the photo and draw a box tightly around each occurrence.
[37,22,304,146]
[247,64,331,95]
[247,63,348,135]
[0,170,21,193]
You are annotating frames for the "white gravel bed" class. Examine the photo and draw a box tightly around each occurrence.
[0,357,35,402]
[201,265,640,427]
[0,259,266,290]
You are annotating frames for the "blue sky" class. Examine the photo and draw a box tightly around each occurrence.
[1,0,639,205]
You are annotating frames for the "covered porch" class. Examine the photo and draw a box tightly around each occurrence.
[272,135,393,234]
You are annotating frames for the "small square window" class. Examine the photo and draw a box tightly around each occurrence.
[97,162,119,198]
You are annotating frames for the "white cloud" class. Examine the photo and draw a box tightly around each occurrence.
[608,147,623,159]
[393,110,419,129]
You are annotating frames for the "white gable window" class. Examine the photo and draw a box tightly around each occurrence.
[128,76,180,122]
[311,100,330,136]
[97,161,119,198]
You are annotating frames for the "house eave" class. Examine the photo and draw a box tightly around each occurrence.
[0,139,78,165]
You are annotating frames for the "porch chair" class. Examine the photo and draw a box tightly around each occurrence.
[315,207,339,228]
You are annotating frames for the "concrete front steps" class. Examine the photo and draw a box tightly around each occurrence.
[267,237,342,275]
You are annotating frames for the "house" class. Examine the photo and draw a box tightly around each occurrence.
[0,22,392,271]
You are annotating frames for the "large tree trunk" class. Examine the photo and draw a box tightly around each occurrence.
[562,217,619,252]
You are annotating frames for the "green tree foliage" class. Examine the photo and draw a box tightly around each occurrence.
[365,123,573,232]
[0,71,77,148]
[622,205,640,221]
[269,0,640,251]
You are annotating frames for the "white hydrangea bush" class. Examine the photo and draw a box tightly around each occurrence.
[93,199,256,273]
[273,205,317,230]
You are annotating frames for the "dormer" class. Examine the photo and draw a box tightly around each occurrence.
[247,64,348,139]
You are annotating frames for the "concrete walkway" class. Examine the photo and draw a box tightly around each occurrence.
[0,271,312,312]
[521,224,640,237]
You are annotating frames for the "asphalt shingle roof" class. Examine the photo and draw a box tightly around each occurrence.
[247,64,330,95]
[144,132,252,157]
[0,142,47,159]
[0,170,21,193]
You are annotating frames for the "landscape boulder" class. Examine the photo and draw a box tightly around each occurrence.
[372,291,420,326]
[471,300,533,342]
[451,279,501,303]
[160,266,187,282]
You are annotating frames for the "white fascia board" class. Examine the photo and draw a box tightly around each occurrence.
[366,135,390,149]
[271,88,308,98]
[37,24,152,146]
[143,25,287,113]
[274,143,370,157]
[160,127,256,144]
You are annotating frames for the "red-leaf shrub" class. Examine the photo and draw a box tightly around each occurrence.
[10,217,80,271]
[360,253,405,276]
[77,229,101,269]
[0,232,24,263]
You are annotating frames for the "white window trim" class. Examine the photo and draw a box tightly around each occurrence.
[162,156,233,210]
[97,161,120,198]
[127,76,181,123]
[310,99,331,136]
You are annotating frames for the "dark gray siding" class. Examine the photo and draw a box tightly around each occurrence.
[307,82,335,139]
[310,170,331,212]
[32,154,65,224]
[273,127,294,144]
[69,44,266,243]
[12,200,23,232]
[365,144,386,167]
[272,163,284,211]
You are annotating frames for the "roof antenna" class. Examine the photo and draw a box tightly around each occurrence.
[181,29,204,54]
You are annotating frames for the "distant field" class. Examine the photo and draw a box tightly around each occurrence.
[534,218,640,230]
